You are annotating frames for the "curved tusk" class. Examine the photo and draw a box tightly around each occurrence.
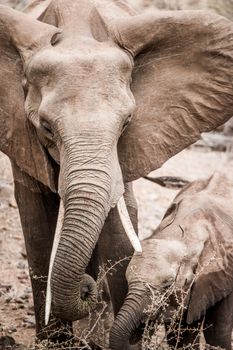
[45,200,64,325]
[117,196,142,253]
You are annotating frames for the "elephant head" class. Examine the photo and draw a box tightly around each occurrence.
[110,173,233,349]
[1,0,233,323]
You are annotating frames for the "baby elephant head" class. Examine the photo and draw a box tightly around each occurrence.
[110,178,233,349]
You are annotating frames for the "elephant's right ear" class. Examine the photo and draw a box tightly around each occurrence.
[117,10,233,182]
[186,207,233,324]
[0,6,59,191]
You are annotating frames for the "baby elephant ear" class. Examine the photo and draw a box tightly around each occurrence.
[187,209,233,324]
[118,11,233,182]
[0,6,59,191]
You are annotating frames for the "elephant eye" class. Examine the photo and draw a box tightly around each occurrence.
[51,32,63,46]
[41,120,54,138]
[22,77,28,98]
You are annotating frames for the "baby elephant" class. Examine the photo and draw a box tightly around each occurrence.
[110,171,233,350]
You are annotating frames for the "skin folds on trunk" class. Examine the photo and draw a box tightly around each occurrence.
[51,191,106,320]
[50,139,118,321]
[110,284,150,350]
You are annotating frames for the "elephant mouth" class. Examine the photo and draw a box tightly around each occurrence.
[130,318,157,345]
[129,322,145,345]
[129,307,164,344]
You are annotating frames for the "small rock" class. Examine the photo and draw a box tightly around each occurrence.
[17,272,28,282]
[17,262,25,270]
[0,283,12,291]
[20,294,29,301]
[5,296,12,303]
[26,309,34,316]
[9,326,17,333]
[23,316,35,329]
[15,298,24,304]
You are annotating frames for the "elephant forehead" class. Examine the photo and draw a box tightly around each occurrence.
[141,239,187,258]
[127,239,188,282]
[25,44,135,118]
[26,43,132,83]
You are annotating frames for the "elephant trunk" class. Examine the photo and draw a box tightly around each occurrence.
[50,140,115,321]
[51,191,104,320]
[110,284,150,350]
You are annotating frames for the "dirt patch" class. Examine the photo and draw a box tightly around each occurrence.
[0,155,34,348]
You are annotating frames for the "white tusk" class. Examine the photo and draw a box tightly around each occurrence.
[45,200,64,325]
[117,196,142,253]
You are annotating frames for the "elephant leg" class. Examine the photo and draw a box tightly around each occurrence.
[203,293,233,350]
[99,182,137,316]
[165,318,201,349]
[12,163,73,346]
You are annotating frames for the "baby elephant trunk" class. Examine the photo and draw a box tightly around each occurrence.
[110,285,150,350]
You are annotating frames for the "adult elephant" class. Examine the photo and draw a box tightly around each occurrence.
[1,0,233,347]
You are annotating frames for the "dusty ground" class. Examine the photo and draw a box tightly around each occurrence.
[0,141,227,348]
[0,155,35,348]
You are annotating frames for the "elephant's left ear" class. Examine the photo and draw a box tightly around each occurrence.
[117,11,233,181]
[186,208,233,324]
[0,6,60,191]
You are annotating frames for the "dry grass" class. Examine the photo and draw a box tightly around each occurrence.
[28,258,130,350]
[27,256,226,350]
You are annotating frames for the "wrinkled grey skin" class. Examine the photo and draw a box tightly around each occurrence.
[110,171,233,350]
[2,0,233,348]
